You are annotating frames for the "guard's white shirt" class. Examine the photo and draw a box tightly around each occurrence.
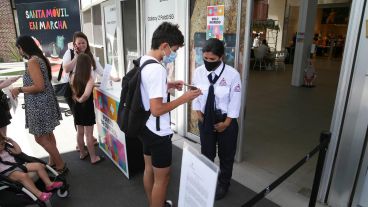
[140,55,172,136]
[192,62,242,118]
[61,49,104,83]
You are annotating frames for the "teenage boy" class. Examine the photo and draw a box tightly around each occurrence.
[139,22,202,207]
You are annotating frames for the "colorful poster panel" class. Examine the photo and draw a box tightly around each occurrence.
[96,115,128,178]
[94,89,119,121]
[206,5,225,40]
[94,88,128,178]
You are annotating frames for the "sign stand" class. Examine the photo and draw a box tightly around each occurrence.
[178,142,219,207]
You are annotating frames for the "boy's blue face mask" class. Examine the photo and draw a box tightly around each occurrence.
[162,47,177,64]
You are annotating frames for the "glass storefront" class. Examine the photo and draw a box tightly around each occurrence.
[187,0,247,137]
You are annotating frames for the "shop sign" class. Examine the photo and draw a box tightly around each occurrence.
[15,0,81,77]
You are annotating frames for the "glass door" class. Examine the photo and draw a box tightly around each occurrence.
[186,0,247,141]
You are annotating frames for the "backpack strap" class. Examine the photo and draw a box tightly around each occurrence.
[156,94,170,131]
[139,59,163,131]
[57,49,74,81]
[0,149,27,175]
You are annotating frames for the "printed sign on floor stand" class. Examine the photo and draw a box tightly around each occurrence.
[178,142,219,207]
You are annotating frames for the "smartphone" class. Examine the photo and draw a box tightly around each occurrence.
[183,83,198,90]
[74,44,79,53]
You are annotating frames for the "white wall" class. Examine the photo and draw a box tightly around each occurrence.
[268,0,286,51]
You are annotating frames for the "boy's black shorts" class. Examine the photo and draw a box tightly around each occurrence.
[138,126,173,168]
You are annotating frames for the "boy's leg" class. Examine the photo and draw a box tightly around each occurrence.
[25,163,52,186]
[151,166,170,207]
[150,135,172,207]
[143,155,154,206]
[8,171,42,197]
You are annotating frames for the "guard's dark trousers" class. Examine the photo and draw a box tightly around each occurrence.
[198,118,239,189]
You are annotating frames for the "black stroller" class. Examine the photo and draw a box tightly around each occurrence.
[0,144,69,207]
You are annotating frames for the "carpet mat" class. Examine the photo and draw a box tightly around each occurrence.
[49,146,279,207]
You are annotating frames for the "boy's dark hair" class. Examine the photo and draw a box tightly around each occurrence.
[202,38,225,57]
[151,22,184,49]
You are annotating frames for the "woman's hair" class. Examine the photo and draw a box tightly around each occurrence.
[202,38,225,57]
[73,32,96,70]
[72,53,92,97]
[16,36,52,81]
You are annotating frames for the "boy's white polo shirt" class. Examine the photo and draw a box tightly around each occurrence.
[140,55,172,137]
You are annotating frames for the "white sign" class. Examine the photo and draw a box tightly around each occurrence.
[100,64,112,90]
[178,142,219,207]
[144,0,176,52]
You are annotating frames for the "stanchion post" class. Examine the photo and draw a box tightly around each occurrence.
[309,131,331,207]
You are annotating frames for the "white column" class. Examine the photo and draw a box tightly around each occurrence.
[291,0,317,86]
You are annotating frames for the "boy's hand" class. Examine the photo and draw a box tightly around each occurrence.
[168,80,184,91]
[182,89,202,102]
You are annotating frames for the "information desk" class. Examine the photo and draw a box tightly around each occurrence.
[93,82,144,179]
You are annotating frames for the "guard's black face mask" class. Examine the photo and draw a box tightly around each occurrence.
[203,59,222,71]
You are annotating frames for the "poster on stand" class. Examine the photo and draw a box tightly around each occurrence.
[178,142,219,207]
[15,0,81,78]
[206,5,225,40]
[94,89,129,178]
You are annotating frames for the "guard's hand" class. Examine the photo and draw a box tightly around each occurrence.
[168,80,184,91]
[214,122,228,133]
[182,89,202,102]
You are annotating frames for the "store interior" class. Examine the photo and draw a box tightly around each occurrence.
[242,0,351,202]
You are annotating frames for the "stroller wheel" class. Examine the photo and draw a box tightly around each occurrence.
[57,189,69,198]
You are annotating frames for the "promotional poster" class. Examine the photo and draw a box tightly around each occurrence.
[15,0,81,63]
[93,89,129,178]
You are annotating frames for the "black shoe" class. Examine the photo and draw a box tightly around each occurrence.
[215,185,228,200]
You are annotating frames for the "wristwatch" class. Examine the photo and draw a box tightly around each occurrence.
[18,87,23,93]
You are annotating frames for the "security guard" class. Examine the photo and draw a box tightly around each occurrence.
[192,38,242,200]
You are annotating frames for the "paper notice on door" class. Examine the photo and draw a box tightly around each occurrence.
[178,142,219,207]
